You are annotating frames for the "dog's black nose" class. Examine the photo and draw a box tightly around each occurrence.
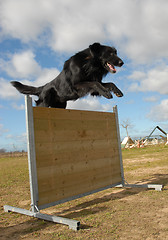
[118,60,124,67]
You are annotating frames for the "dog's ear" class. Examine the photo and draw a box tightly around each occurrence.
[89,43,101,57]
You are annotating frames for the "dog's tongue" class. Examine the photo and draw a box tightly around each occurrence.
[107,63,116,73]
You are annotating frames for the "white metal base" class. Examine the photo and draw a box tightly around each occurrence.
[116,183,163,191]
[4,182,163,231]
[4,205,80,231]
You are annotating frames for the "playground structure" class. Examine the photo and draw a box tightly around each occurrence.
[122,126,168,149]
[121,136,134,148]
[4,96,163,230]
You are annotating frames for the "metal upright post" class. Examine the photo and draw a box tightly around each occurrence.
[25,95,39,212]
[113,105,163,191]
[113,105,125,186]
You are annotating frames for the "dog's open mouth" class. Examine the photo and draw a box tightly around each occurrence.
[105,62,116,73]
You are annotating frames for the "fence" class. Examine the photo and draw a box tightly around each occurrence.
[4,96,162,230]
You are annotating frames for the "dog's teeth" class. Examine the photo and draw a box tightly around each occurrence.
[107,63,116,72]
[107,63,113,70]
[107,63,111,68]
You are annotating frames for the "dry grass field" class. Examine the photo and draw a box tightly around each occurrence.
[1,145,168,239]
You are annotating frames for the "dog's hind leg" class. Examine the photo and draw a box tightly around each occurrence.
[35,97,50,107]
[35,87,60,108]
[51,102,67,109]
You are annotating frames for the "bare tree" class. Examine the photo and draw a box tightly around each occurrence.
[0,148,6,153]
[121,119,133,137]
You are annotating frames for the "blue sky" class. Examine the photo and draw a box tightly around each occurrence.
[0,0,168,151]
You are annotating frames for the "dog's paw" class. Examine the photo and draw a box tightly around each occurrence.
[113,89,123,97]
[104,91,113,99]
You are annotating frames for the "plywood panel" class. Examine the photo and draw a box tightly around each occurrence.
[33,107,122,207]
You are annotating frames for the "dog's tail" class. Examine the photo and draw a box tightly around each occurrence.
[11,81,43,96]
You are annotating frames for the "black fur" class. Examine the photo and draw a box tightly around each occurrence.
[11,43,124,108]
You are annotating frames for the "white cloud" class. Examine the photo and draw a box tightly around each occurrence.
[0,50,60,100]
[5,132,27,150]
[0,50,41,79]
[6,132,26,142]
[35,68,60,86]
[1,0,168,63]
[11,51,41,78]
[143,96,159,102]
[11,103,25,110]
[128,64,168,94]
[67,96,113,112]
[0,68,60,100]
[0,0,49,42]
[148,99,168,122]
[128,71,147,81]
[0,78,21,99]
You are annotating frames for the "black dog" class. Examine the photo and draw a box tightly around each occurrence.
[11,43,124,108]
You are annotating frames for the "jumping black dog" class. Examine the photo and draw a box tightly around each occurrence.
[11,43,124,108]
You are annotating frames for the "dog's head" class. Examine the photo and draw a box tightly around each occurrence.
[89,43,124,74]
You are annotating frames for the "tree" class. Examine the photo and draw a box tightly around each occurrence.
[0,148,6,153]
[121,119,133,137]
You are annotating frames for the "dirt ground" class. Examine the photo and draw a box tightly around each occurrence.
[0,145,168,239]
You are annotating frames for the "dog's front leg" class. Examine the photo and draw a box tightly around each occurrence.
[75,82,112,99]
[101,83,123,97]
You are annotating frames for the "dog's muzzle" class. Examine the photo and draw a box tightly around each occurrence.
[105,59,124,73]
[118,60,124,67]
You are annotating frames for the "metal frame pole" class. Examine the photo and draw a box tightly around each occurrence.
[25,95,39,212]
[113,105,163,191]
[113,105,125,186]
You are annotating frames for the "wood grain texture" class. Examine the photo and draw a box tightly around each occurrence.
[33,107,122,207]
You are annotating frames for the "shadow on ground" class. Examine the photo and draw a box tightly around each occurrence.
[1,173,167,238]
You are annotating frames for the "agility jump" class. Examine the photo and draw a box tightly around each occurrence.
[4,96,163,230]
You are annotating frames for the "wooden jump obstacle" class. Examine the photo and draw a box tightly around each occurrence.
[4,96,163,230]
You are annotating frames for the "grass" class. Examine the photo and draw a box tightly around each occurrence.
[1,145,168,240]
[122,144,168,159]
